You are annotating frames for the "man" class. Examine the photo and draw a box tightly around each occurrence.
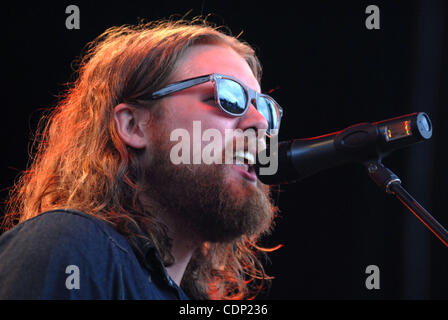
[0,19,282,300]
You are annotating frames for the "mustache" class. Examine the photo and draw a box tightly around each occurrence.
[200,130,266,166]
[167,122,267,166]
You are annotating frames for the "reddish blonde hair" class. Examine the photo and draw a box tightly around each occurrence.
[3,19,274,299]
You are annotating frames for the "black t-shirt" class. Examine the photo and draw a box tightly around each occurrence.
[0,209,189,299]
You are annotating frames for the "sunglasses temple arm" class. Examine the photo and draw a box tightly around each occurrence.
[151,75,212,99]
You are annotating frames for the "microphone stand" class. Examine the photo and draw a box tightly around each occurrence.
[364,159,448,247]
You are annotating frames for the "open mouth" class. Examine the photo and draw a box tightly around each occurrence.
[232,150,257,182]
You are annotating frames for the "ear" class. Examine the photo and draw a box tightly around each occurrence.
[114,103,151,149]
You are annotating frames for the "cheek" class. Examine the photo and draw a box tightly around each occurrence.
[200,117,239,162]
[162,97,240,163]
[164,118,237,165]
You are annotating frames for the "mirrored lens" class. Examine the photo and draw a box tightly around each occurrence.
[217,79,247,114]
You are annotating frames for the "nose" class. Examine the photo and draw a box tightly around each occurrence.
[237,98,269,137]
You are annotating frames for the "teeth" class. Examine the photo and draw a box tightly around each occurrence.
[234,150,255,165]
[234,157,246,165]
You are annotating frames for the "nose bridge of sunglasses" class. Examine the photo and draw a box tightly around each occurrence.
[250,97,257,108]
[247,97,271,130]
[247,97,263,117]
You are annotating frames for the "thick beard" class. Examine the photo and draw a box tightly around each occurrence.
[142,129,276,243]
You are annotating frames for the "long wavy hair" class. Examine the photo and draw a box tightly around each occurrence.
[3,18,277,300]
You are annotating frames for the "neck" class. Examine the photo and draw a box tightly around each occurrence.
[165,234,198,286]
[140,195,201,286]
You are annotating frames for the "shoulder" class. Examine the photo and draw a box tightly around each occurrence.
[0,209,133,299]
[1,209,131,254]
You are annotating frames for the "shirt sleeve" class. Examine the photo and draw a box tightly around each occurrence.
[0,211,127,299]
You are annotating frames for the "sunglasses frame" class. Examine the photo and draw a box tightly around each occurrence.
[150,73,283,135]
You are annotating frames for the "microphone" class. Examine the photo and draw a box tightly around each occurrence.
[256,112,432,185]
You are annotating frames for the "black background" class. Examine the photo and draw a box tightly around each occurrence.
[2,0,447,299]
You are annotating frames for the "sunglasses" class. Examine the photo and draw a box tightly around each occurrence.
[150,73,283,136]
